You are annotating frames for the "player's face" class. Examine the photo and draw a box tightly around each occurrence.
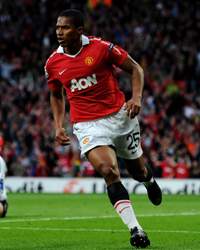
[56,16,81,47]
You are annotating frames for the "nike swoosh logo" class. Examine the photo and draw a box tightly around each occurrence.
[59,69,67,75]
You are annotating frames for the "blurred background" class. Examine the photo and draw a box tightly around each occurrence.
[0,0,199,179]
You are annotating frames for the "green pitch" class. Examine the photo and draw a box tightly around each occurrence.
[0,194,200,250]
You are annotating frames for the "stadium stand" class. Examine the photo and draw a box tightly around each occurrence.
[0,0,199,178]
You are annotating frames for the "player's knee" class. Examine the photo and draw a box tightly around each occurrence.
[0,201,8,218]
[98,162,120,183]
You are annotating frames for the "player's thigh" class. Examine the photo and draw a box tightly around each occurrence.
[115,117,143,160]
[87,146,120,176]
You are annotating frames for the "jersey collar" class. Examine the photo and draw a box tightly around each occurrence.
[57,35,89,55]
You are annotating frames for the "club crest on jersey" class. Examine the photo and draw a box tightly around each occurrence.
[84,56,94,65]
[70,74,97,92]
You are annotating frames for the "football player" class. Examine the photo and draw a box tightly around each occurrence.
[45,9,162,248]
[0,156,8,218]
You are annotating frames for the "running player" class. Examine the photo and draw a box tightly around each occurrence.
[0,155,8,218]
[45,9,162,248]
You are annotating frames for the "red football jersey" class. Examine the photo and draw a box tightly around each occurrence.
[45,35,128,123]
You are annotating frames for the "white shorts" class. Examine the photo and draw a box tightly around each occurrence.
[73,105,143,159]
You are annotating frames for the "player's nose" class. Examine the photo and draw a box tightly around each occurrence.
[56,28,63,36]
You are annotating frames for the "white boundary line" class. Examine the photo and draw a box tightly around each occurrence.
[0,211,199,224]
[0,215,116,223]
[0,226,200,234]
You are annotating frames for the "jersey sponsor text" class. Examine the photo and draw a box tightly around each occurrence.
[70,74,97,92]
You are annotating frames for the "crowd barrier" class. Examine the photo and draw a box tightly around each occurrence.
[5,178,200,194]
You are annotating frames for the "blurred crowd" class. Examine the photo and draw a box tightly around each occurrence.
[0,0,199,178]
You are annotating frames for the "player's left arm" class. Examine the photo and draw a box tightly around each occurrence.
[104,41,144,118]
[119,55,144,118]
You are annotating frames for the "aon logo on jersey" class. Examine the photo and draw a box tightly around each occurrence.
[70,74,97,92]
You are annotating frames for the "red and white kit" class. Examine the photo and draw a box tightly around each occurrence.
[45,35,127,123]
[45,35,143,158]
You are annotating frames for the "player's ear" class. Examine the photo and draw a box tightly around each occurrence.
[77,26,84,35]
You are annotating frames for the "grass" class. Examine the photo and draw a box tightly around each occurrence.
[0,194,200,250]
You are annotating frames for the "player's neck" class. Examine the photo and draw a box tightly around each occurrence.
[63,40,82,55]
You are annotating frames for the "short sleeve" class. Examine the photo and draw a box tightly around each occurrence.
[100,40,128,66]
[44,65,62,92]
[109,44,128,65]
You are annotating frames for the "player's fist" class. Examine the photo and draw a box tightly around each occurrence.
[125,98,141,118]
[55,127,70,145]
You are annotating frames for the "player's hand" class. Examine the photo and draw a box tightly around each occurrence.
[125,98,141,118]
[55,128,70,145]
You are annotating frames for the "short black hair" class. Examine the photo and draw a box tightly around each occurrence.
[58,9,84,28]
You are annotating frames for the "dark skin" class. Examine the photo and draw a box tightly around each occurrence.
[0,203,4,217]
[51,16,148,186]
[56,16,83,54]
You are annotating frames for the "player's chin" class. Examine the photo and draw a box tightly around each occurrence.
[58,41,66,47]
[57,39,67,46]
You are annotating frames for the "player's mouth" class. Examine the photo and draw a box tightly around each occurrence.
[57,38,66,45]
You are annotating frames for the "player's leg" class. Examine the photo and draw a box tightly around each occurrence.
[124,155,162,206]
[115,114,162,206]
[87,146,143,231]
[0,157,8,218]
[73,112,150,248]
[0,200,8,218]
[114,115,160,247]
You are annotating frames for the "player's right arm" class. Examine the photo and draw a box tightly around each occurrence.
[50,88,70,145]
[45,59,70,146]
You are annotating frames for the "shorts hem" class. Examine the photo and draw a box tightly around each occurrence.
[81,143,115,157]
[117,149,143,160]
